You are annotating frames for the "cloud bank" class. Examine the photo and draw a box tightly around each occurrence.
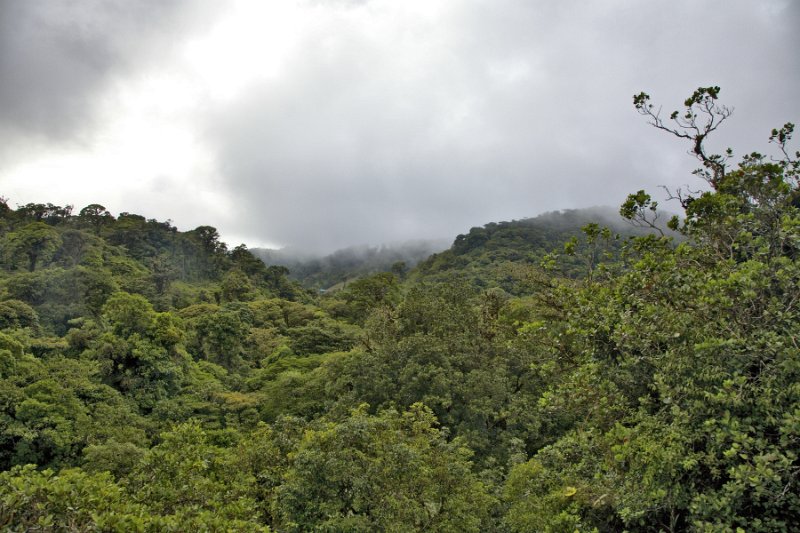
[1,0,798,252]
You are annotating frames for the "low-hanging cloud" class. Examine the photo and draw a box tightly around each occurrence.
[203,0,799,252]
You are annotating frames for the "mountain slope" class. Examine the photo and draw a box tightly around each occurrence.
[411,206,666,293]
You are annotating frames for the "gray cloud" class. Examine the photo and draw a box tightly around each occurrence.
[0,0,217,147]
[1,0,798,253]
[205,0,800,251]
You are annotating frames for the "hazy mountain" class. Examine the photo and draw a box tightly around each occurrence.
[411,206,676,293]
[252,239,450,290]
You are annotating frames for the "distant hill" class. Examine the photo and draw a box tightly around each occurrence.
[252,239,450,290]
[410,206,673,293]
[0,201,308,335]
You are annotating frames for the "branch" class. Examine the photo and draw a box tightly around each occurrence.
[634,87,733,188]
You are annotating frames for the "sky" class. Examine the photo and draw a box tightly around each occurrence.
[1,0,798,253]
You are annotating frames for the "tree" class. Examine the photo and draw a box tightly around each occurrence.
[221,269,256,302]
[78,204,114,232]
[3,222,61,271]
[230,244,268,277]
[0,466,139,530]
[85,292,190,410]
[0,300,39,330]
[179,304,252,370]
[184,225,230,279]
[244,404,495,531]
[337,272,400,323]
[632,87,799,261]
[126,423,263,527]
[0,460,267,531]
[0,348,148,471]
[504,87,800,531]
[190,225,227,255]
[15,203,72,225]
[633,86,732,191]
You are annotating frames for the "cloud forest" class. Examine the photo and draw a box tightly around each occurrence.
[0,87,798,531]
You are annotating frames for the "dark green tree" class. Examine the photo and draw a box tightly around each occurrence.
[77,204,114,233]
[3,222,61,271]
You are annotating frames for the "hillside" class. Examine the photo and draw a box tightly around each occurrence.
[411,206,672,293]
[1,90,800,531]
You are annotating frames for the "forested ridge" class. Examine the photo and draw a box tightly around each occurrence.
[1,88,799,531]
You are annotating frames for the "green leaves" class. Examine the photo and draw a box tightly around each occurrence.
[247,405,494,532]
[632,91,651,110]
[0,438,269,531]
[684,85,721,107]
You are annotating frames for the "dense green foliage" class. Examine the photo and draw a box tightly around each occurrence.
[1,87,799,531]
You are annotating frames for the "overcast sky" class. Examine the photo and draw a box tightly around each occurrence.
[1,0,798,252]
